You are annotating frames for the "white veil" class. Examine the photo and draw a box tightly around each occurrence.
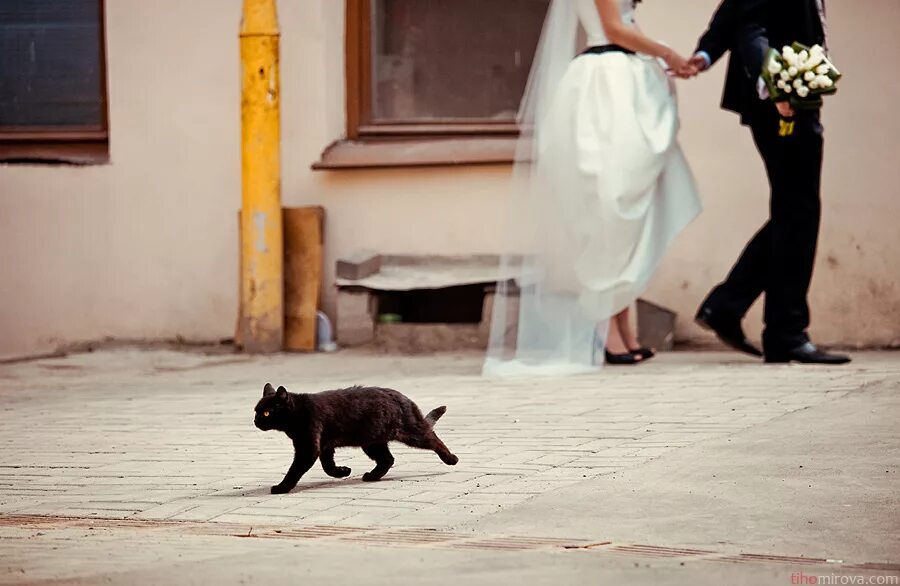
[483,0,611,377]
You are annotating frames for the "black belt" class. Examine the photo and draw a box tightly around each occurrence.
[579,44,635,57]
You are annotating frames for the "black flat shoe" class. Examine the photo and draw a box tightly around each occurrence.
[764,341,851,365]
[629,347,655,360]
[695,307,763,358]
[605,350,643,365]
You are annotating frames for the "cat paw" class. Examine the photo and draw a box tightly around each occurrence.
[362,472,384,482]
[328,466,351,478]
[270,483,293,494]
[442,454,459,466]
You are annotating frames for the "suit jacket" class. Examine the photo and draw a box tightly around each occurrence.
[696,0,826,124]
[695,0,739,68]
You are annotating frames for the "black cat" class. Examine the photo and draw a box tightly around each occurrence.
[254,383,458,494]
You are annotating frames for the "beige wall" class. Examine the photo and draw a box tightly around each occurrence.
[1,0,898,359]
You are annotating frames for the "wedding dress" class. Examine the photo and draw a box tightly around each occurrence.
[484,0,701,376]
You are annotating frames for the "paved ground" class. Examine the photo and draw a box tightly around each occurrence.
[0,349,898,585]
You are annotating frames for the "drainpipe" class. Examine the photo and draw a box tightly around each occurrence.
[238,0,283,353]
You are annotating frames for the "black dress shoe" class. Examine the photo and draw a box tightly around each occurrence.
[695,307,763,357]
[605,350,643,365]
[764,342,851,365]
[629,347,656,360]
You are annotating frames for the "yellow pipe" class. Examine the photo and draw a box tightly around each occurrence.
[238,0,283,353]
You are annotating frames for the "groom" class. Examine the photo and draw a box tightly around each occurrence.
[686,0,850,364]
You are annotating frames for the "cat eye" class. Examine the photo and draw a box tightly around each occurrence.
[262,410,270,417]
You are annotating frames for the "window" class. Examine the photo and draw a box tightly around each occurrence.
[0,0,109,164]
[315,0,549,169]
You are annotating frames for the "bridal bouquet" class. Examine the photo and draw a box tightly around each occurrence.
[762,43,842,110]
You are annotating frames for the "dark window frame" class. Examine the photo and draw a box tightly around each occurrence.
[0,0,110,165]
[314,0,529,170]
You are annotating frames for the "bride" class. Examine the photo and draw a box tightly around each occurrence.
[484,0,702,375]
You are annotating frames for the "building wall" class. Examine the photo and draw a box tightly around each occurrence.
[1,0,898,358]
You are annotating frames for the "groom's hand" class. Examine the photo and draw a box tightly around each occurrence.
[775,101,795,118]
[676,54,710,79]
[687,54,709,74]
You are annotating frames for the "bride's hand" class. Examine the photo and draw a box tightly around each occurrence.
[662,50,690,77]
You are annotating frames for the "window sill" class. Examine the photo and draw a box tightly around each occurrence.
[312,136,517,170]
[0,141,110,165]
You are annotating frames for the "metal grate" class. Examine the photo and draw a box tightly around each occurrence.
[451,536,591,551]
[712,553,829,565]
[0,513,893,573]
[609,544,716,558]
[339,528,468,546]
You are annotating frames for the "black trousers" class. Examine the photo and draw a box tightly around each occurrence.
[704,108,824,350]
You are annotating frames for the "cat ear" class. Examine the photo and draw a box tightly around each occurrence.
[263,383,276,397]
[276,386,288,399]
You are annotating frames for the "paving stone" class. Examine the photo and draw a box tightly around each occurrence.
[0,349,894,532]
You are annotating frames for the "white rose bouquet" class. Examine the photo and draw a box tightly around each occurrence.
[762,43,842,110]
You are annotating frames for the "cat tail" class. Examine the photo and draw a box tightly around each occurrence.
[425,406,447,426]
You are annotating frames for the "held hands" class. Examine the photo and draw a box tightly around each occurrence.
[666,53,708,79]
[663,50,690,78]
[662,51,688,77]
[682,54,710,78]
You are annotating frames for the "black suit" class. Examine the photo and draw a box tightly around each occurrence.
[696,0,829,352]
[695,0,745,119]
[696,0,825,124]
